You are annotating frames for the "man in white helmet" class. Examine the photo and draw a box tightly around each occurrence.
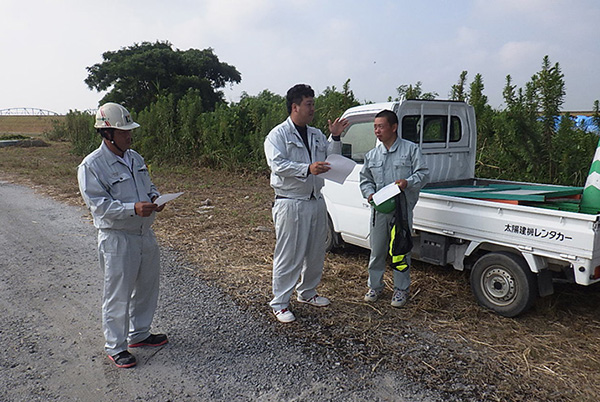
[78,102,168,368]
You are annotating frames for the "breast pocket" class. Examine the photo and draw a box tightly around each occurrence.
[368,160,384,183]
[285,140,308,162]
[108,173,133,200]
[136,165,153,191]
[393,158,412,180]
[314,140,328,161]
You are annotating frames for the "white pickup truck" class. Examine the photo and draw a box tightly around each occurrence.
[323,99,600,317]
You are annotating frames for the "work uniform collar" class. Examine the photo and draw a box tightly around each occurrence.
[382,135,401,154]
[287,117,313,138]
[100,141,132,167]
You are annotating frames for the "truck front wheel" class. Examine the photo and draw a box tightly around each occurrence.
[325,215,340,252]
[470,252,537,317]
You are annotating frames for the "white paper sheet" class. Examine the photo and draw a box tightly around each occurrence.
[154,192,184,206]
[372,182,400,205]
[319,154,357,184]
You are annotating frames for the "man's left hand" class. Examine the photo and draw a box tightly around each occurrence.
[395,179,408,190]
[328,117,350,137]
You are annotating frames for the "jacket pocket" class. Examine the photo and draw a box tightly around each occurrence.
[108,173,132,200]
[368,160,384,183]
[285,139,308,162]
[393,158,412,180]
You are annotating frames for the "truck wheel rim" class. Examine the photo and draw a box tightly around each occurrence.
[481,267,516,306]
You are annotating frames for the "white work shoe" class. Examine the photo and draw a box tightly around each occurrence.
[391,289,409,308]
[297,294,330,307]
[273,308,296,323]
[364,288,381,302]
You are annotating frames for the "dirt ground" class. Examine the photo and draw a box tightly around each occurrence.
[2,141,600,401]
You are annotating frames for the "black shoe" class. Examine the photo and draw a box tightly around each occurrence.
[128,333,168,348]
[108,351,137,368]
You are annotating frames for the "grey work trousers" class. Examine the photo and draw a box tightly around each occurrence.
[270,197,327,311]
[367,210,411,292]
[98,229,161,355]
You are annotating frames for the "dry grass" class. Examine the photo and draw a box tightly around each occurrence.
[2,140,600,401]
[0,115,64,135]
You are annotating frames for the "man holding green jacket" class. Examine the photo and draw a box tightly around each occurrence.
[359,109,429,307]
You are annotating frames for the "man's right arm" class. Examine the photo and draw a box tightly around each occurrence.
[77,163,137,220]
[264,130,311,179]
[359,154,376,200]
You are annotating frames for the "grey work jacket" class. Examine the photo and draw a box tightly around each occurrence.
[264,117,341,199]
[359,136,429,224]
[78,142,159,234]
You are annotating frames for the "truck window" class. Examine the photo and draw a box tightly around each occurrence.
[341,121,377,163]
[401,115,462,144]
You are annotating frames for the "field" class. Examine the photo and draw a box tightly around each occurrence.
[1,133,600,401]
[0,115,65,135]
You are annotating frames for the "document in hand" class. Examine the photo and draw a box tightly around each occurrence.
[372,182,400,206]
[319,154,357,184]
[153,192,184,206]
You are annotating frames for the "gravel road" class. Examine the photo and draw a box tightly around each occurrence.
[0,180,448,402]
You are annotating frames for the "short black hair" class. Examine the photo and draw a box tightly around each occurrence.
[375,109,398,128]
[286,84,314,114]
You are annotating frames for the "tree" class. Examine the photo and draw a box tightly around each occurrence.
[85,41,241,113]
[594,100,600,133]
[313,79,360,133]
[394,82,438,101]
[450,71,468,101]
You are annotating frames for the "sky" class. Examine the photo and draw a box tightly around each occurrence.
[1,0,599,115]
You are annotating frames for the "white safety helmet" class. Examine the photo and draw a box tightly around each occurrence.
[94,102,140,130]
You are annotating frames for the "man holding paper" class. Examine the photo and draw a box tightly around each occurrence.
[264,84,348,323]
[78,102,168,368]
[359,109,429,308]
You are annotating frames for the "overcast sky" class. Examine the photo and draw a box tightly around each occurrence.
[1,0,598,114]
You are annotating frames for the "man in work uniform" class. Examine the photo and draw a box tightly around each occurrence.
[264,84,349,323]
[360,109,429,307]
[78,102,168,368]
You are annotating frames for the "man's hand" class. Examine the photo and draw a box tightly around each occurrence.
[309,161,331,175]
[135,201,158,217]
[328,117,349,137]
[395,179,408,190]
[151,196,165,212]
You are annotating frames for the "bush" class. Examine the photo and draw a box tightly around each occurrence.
[47,111,98,156]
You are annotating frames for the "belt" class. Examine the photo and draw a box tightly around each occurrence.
[275,194,317,200]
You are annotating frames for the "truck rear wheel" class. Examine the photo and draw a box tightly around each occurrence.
[470,251,537,317]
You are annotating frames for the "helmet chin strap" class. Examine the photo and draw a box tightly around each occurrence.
[110,139,126,155]
[102,131,125,154]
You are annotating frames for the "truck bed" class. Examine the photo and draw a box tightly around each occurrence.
[414,178,600,285]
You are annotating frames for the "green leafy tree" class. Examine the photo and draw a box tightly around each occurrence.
[393,82,438,101]
[85,41,241,113]
[313,79,360,134]
[593,100,600,133]
[450,71,468,101]
[532,55,565,179]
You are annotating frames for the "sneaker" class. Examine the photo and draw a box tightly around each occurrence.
[273,308,296,323]
[129,333,168,348]
[108,351,137,368]
[297,295,330,307]
[364,288,381,302]
[391,289,409,308]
